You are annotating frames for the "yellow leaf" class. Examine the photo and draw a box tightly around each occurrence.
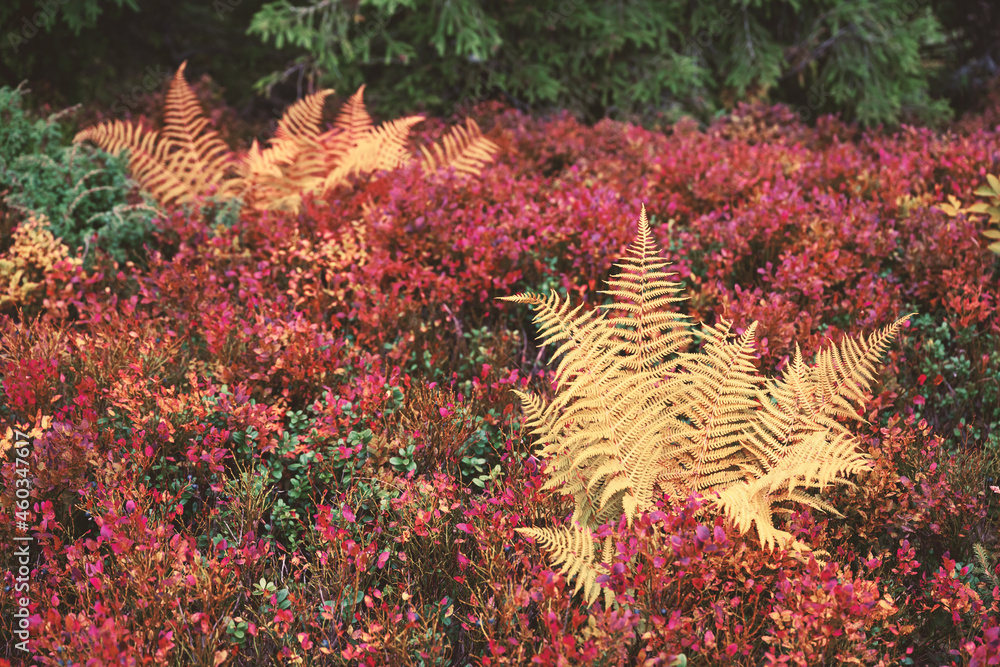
[987,173,1000,196]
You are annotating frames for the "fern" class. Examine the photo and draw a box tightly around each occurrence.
[73,62,241,208]
[76,64,501,215]
[500,204,913,603]
[321,115,427,194]
[239,89,335,211]
[974,542,999,587]
[321,83,374,164]
[935,176,1000,254]
[418,118,498,177]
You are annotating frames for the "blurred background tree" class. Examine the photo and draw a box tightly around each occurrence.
[1,0,999,134]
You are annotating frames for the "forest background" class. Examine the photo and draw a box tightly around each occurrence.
[3,0,1000,139]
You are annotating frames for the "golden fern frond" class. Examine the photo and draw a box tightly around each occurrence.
[665,319,766,491]
[597,203,693,368]
[746,315,912,486]
[240,90,336,211]
[321,115,425,193]
[161,61,242,200]
[332,85,374,144]
[269,89,335,183]
[499,203,912,603]
[516,522,613,607]
[239,138,313,213]
[811,316,914,423]
[75,61,241,207]
[418,118,499,177]
[319,84,374,161]
[713,429,868,550]
[500,290,631,525]
[273,89,334,146]
[74,120,195,207]
[510,388,566,454]
[499,207,702,527]
[713,481,793,551]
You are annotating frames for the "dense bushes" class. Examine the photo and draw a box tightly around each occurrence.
[0,84,159,266]
[1,87,999,664]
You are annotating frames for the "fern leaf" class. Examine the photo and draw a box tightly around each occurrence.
[322,115,424,193]
[239,137,316,213]
[332,85,374,145]
[418,118,499,177]
[811,316,914,423]
[270,89,335,181]
[666,319,765,490]
[499,203,912,601]
[974,543,1000,585]
[74,120,193,207]
[517,522,608,606]
[75,61,242,207]
[240,90,336,211]
[161,61,241,200]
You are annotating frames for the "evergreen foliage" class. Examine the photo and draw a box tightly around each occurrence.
[247,0,955,126]
[0,84,159,265]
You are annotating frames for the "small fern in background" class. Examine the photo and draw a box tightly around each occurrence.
[500,204,912,606]
[75,61,500,215]
[968,175,1000,254]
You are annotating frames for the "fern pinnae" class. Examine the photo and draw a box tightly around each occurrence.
[419,117,499,177]
[974,543,999,586]
[274,90,337,186]
[333,85,374,144]
[161,61,239,196]
[516,522,611,607]
[321,115,424,192]
[812,315,914,423]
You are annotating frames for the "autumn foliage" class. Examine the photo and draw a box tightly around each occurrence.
[1,93,999,666]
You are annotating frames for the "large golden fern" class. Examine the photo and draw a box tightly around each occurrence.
[76,63,501,215]
[499,204,913,605]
